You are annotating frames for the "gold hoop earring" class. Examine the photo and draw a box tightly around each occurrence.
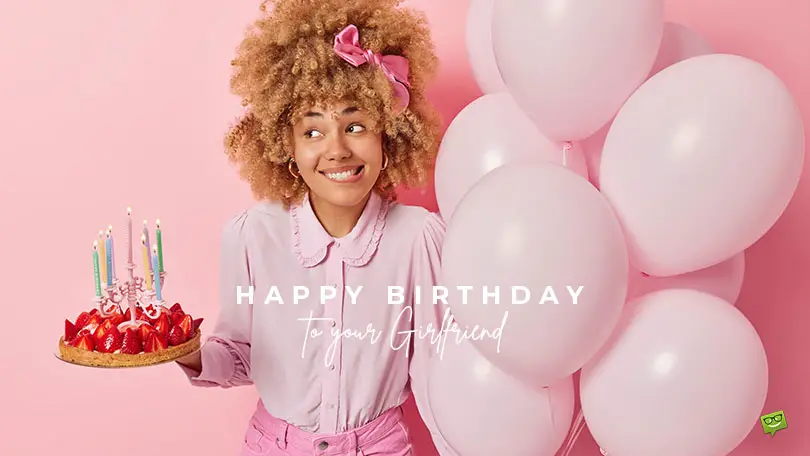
[381,153,389,171]
[288,158,300,179]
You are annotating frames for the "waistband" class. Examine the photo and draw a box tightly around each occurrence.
[251,401,404,454]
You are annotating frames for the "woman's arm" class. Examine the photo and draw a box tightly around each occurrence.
[408,211,459,456]
[176,212,254,388]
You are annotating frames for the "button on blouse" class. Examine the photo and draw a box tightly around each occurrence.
[178,191,456,455]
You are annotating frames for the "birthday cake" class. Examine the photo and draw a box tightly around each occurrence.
[57,208,203,368]
[59,303,203,368]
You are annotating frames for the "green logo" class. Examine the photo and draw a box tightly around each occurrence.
[760,410,787,437]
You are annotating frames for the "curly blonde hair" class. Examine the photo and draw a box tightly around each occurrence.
[224,0,442,209]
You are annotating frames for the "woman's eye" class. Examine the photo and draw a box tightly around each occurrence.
[304,129,322,138]
[347,124,365,133]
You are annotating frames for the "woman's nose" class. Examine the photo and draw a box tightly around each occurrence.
[324,135,352,160]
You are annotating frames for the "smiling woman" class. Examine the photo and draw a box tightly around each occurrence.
[174,1,460,455]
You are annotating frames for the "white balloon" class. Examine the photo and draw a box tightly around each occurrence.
[465,0,507,94]
[429,340,574,456]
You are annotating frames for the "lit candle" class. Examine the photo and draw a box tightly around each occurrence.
[93,241,102,297]
[126,207,133,266]
[142,219,152,273]
[108,225,116,281]
[152,244,162,301]
[98,230,107,285]
[156,218,164,273]
[105,231,113,287]
[142,234,152,290]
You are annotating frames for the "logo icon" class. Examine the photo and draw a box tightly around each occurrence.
[760,410,787,437]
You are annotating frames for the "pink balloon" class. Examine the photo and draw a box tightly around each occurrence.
[465,0,506,94]
[583,22,711,190]
[435,93,588,220]
[628,251,745,304]
[441,163,628,386]
[491,0,664,141]
[600,54,805,276]
[428,340,574,456]
[649,22,713,77]
[580,289,768,456]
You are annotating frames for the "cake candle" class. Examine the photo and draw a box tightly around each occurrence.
[142,234,152,290]
[98,230,107,285]
[156,218,164,273]
[93,241,102,297]
[105,231,113,287]
[126,207,133,266]
[143,219,152,273]
[152,245,162,301]
[108,225,116,281]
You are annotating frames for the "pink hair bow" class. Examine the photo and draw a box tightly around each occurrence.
[333,24,411,113]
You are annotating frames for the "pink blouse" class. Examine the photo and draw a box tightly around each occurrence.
[179,191,456,455]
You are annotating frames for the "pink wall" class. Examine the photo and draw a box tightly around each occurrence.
[0,0,806,455]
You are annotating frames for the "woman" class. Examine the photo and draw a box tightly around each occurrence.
[177,1,456,455]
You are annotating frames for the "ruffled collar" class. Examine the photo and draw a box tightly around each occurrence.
[290,191,388,268]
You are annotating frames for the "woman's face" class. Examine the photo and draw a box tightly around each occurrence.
[291,102,384,209]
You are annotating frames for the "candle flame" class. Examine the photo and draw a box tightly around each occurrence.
[141,234,146,244]
[143,219,148,226]
[127,207,132,215]
[99,230,104,237]
[152,244,158,253]
[156,219,161,228]
[106,230,110,238]
[108,225,113,232]
[93,240,98,249]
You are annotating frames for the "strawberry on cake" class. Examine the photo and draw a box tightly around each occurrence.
[58,303,203,368]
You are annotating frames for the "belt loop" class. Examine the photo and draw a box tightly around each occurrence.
[275,422,288,449]
[350,429,362,456]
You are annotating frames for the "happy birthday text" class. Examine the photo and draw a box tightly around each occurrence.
[233,285,585,306]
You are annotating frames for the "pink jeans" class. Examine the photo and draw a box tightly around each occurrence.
[241,401,413,456]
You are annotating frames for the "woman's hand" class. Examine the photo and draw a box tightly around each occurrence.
[176,350,202,373]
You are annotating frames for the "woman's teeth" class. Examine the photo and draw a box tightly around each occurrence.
[324,167,361,181]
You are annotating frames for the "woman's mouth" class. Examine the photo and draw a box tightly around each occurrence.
[320,165,364,183]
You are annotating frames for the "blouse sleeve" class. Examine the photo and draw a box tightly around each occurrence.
[408,212,459,456]
[178,212,254,388]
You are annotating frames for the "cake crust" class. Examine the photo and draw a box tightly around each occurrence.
[58,330,201,368]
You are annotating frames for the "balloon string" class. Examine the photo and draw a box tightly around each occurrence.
[557,409,610,456]
[558,408,586,456]
[562,141,573,167]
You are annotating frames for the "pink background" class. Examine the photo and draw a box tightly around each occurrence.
[0,1,806,454]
